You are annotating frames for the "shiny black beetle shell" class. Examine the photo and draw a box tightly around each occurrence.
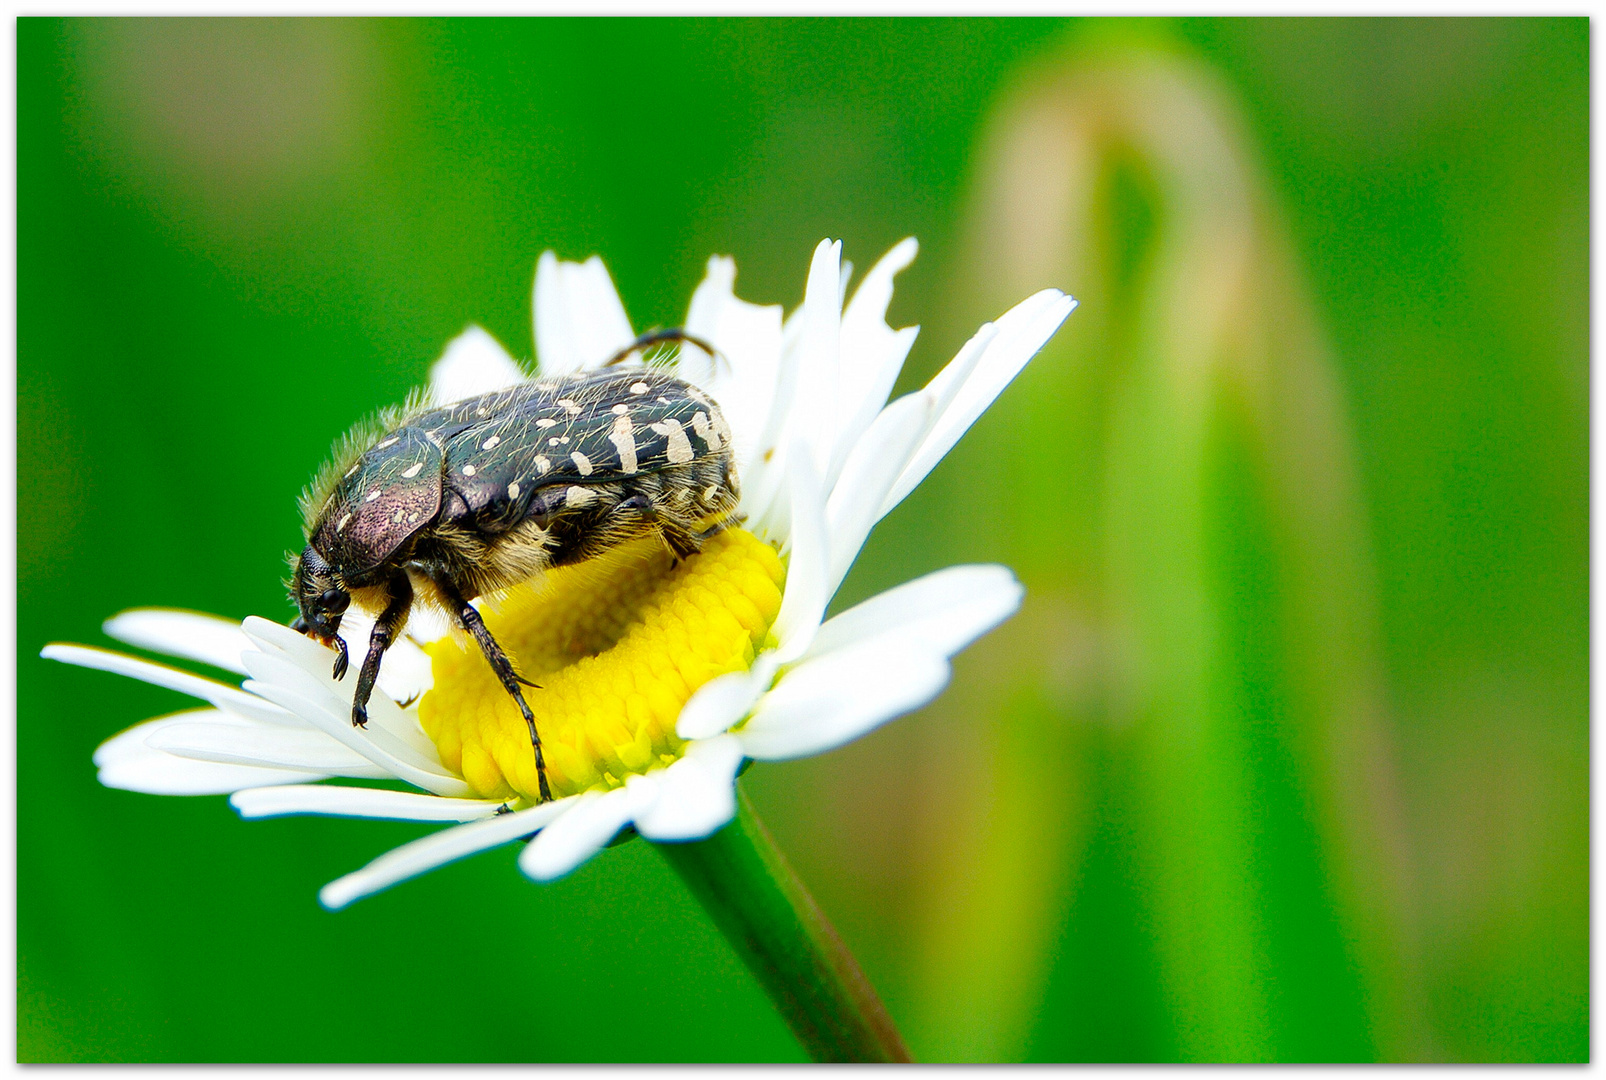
[309,366,733,582]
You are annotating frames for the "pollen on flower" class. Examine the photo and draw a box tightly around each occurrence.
[419,528,785,801]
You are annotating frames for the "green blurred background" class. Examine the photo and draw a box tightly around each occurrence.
[18,17,1586,1063]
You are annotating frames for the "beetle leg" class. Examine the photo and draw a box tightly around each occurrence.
[295,614,351,680]
[435,577,553,804]
[617,493,702,563]
[694,500,742,545]
[330,637,351,682]
[659,521,703,563]
[600,328,720,370]
[351,570,412,730]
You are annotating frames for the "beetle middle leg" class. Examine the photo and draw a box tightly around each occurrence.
[351,569,413,731]
[434,576,553,803]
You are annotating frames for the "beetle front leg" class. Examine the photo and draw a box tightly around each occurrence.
[351,570,412,730]
[435,577,553,804]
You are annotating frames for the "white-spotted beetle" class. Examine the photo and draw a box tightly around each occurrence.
[290,332,739,802]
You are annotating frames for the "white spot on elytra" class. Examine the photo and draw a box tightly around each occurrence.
[630,381,649,395]
[609,414,638,473]
[691,410,722,451]
[462,464,477,476]
[611,403,630,416]
[508,481,521,499]
[536,418,557,428]
[651,418,695,465]
[534,455,551,474]
[565,485,597,508]
[548,437,561,447]
[337,513,352,531]
[402,462,424,478]
[366,489,382,502]
[482,435,501,450]
[558,398,582,416]
[656,396,672,405]
[571,451,593,476]
[408,512,419,523]
[375,437,400,450]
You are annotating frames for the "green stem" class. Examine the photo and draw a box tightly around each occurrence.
[655,785,913,1063]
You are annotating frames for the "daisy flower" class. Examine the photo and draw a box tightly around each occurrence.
[45,238,1074,914]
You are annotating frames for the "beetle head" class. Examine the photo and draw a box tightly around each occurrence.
[291,544,352,679]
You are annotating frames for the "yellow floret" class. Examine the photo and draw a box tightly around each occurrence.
[419,528,785,802]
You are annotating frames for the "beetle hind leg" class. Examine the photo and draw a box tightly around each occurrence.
[601,328,720,370]
[612,492,702,563]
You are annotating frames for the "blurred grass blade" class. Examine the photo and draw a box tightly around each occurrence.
[908,37,1425,1061]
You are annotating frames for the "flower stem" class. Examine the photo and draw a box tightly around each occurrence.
[655,785,914,1063]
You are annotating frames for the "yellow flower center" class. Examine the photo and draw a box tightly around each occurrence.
[419,528,785,802]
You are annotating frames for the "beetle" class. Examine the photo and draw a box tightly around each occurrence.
[289,332,739,803]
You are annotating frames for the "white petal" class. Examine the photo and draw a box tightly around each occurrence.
[427,325,527,406]
[633,735,743,842]
[738,437,793,543]
[240,665,466,796]
[881,291,1076,517]
[237,635,470,797]
[827,237,921,487]
[677,650,780,740]
[95,709,330,794]
[843,238,915,341]
[533,252,636,377]
[319,799,574,910]
[684,255,785,482]
[737,641,951,761]
[242,617,439,759]
[785,238,843,479]
[807,564,1025,662]
[743,323,810,535]
[769,449,830,662]
[102,608,252,675]
[147,720,388,776]
[42,643,291,722]
[94,710,203,769]
[911,319,998,440]
[822,391,934,598]
[519,787,644,882]
[232,784,509,822]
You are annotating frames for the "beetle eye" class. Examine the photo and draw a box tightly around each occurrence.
[319,589,350,614]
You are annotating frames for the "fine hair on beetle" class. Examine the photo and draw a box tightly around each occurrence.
[288,331,738,804]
